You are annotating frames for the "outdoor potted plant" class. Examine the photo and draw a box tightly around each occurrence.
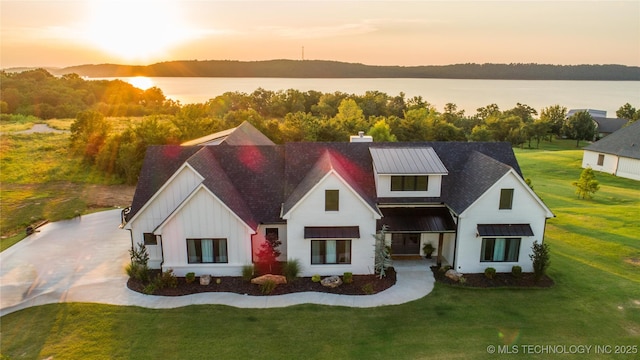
[422,243,435,259]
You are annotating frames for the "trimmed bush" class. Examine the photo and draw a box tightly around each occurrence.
[343,272,353,284]
[511,266,522,278]
[185,272,196,284]
[484,267,496,279]
[282,259,301,282]
[311,274,321,282]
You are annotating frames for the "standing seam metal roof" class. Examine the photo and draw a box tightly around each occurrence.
[369,147,448,174]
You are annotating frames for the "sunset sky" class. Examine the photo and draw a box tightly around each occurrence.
[1,0,639,69]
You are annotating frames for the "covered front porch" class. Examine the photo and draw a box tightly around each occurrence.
[378,207,457,267]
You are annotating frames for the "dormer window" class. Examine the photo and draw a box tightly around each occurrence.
[370,147,448,198]
[391,176,429,191]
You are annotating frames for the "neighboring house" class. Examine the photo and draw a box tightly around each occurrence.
[123,122,553,276]
[567,109,628,139]
[582,120,640,181]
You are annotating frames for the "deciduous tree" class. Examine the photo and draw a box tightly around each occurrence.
[572,167,600,199]
[563,111,596,147]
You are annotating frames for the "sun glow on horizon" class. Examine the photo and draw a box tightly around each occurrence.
[85,0,198,62]
[127,76,154,90]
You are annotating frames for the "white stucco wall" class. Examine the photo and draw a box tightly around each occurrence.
[126,166,203,268]
[582,150,617,175]
[158,187,254,276]
[455,172,551,274]
[284,172,380,276]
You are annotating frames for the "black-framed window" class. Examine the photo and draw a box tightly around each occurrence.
[265,227,279,239]
[597,154,605,166]
[480,238,520,262]
[499,188,514,210]
[143,232,158,245]
[325,190,339,211]
[187,238,228,263]
[311,240,351,264]
[391,176,428,191]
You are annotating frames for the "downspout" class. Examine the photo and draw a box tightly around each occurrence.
[159,235,165,270]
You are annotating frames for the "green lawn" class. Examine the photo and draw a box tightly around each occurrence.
[1,141,639,359]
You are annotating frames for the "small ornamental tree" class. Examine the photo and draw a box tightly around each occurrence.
[255,231,281,274]
[529,241,550,282]
[374,225,393,279]
[572,167,600,200]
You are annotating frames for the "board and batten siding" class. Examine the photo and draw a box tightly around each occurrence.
[455,172,551,273]
[127,166,203,268]
[284,173,380,276]
[159,187,254,276]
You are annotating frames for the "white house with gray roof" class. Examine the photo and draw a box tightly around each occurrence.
[123,122,554,277]
[582,120,640,181]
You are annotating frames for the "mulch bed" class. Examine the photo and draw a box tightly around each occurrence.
[128,268,396,296]
[431,267,554,288]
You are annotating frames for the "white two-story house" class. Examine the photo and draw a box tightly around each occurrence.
[123,122,553,276]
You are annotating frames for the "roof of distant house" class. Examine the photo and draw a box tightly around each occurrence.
[181,121,275,146]
[584,120,640,159]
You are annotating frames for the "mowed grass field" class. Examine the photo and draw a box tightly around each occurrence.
[1,140,639,359]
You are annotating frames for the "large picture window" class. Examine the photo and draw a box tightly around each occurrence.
[187,238,228,263]
[311,240,351,264]
[481,238,520,262]
[391,175,428,191]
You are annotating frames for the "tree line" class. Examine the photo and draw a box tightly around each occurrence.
[56,60,640,80]
[0,69,178,119]
[3,69,637,184]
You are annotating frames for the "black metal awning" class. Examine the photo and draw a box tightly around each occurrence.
[477,224,534,237]
[304,226,360,239]
[377,207,456,233]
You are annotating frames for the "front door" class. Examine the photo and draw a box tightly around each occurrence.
[391,233,420,255]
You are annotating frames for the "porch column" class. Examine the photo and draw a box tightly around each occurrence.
[437,233,444,267]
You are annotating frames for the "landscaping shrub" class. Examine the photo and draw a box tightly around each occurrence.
[458,276,467,285]
[125,262,149,283]
[530,240,550,282]
[511,265,522,278]
[260,279,277,295]
[343,272,353,284]
[361,283,374,295]
[484,267,496,279]
[282,259,301,282]
[156,269,178,289]
[311,274,321,282]
[185,272,196,284]
[143,283,157,295]
[242,264,254,282]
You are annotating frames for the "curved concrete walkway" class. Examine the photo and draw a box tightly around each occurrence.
[0,210,434,317]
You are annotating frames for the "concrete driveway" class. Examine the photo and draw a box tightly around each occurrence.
[0,209,131,316]
[1,210,435,317]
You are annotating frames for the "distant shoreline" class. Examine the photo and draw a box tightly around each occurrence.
[6,60,637,81]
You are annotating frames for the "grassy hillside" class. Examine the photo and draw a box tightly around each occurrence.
[0,119,134,249]
[1,142,638,359]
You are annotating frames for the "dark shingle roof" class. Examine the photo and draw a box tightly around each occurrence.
[129,146,202,217]
[593,117,629,135]
[129,139,524,229]
[584,120,640,160]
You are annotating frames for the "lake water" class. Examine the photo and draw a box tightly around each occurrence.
[105,77,639,116]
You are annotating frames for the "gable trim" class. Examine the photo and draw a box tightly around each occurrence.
[153,184,256,235]
[124,162,204,229]
[459,169,554,219]
[282,169,381,220]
